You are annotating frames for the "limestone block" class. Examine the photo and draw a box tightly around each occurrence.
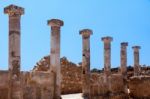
[0,88,8,99]
[90,74,109,96]
[109,74,124,93]
[23,86,41,99]
[109,93,128,99]
[129,76,150,98]
[0,71,8,87]
[30,71,51,86]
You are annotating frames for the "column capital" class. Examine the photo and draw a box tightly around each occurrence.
[101,36,113,43]
[121,42,128,46]
[4,4,24,16]
[47,19,64,27]
[132,46,141,50]
[79,29,93,38]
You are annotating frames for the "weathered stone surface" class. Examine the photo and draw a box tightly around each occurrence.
[101,36,113,77]
[34,56,82,94]
[0,71,9,99]
[1,54,150,99]
[90,74,127,98]
[132,46,141,76]
[2,3,150,99]
[109,74,124,93]
[0,70,9,87]
[4,5,24,16]
[4,4,24,99]
[0,88,8,99]
[109,93,128,99]
[47,19,64,99]
[90,73,109,96]
[120,42,128,77]
[129,76,150,98]
[80,29,92,99]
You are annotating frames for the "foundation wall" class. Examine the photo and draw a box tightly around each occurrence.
[129,76,150,98]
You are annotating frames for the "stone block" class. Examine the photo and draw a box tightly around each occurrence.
[129,76,150,98]
[0,88,8,99]
[0,71,8,87]
[91,74,109,96]
[109,93,128,99]
[109,74,124,93]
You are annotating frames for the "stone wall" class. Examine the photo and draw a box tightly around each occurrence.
[129,76,150,98]
[21,71,51,99]
[33,56,83,94]
[0,70,9,99]
[33,55,127,98]
[91,74,128,99]
[0,70,8,87]
[1,55,150,98]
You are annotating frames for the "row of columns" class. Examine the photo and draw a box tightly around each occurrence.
[101,37,141,77]
[4,4,141,99]
[4,4,64,99]
[80,34,141,99]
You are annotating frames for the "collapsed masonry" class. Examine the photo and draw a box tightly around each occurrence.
[0,4,150,99]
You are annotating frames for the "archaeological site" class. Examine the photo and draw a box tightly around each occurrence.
[0,4,150,99]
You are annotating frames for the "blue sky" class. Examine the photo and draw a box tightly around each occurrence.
[0,0,150,71]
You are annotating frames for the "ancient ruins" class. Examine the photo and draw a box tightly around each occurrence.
[0,4,150,99]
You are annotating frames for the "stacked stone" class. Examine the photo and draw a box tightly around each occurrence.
[129,76,150,98]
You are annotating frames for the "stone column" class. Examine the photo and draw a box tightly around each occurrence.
[80,29,92,99]
[120,42,128,77]
[48,19,63,99]
[121,42,128,94]
[101,36,113,77]
[132,46,141,76]
[4,5,24,99]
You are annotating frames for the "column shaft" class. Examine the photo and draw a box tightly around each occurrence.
[102,37,113,77]
[4,5,24,99]
[80,29,92,99]
[133,46,141,76]
[104,42,111,76]
[82,37,91,98]
[48,19,63,99]
[9,15,22,99]
[120,43,128,76]
[50,26,61,98]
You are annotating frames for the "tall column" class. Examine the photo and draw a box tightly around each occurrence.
[4,5,24,99]
[80,29,92,99]
[120,42,128,77]
[48,19,63,99]
[101,36,113,77]
[132,46,141,76]
[121,42,128,94]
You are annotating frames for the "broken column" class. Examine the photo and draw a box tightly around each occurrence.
[120,42,128,77]
[132,46,141,76]
[4,5,24,99]
[80,29,92,99]
[101,36,113,77]
[48,19,64,99]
